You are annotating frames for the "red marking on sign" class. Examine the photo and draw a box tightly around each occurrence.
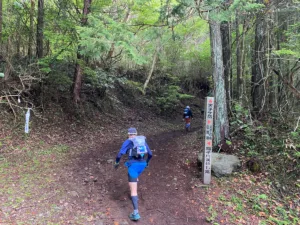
[209,99,213,104]
[207,141,212,146]
[207,120,211,125]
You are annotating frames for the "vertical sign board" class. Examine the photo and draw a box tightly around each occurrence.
[202,97,214,184]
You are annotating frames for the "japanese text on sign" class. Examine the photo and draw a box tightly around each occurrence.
[202,97,214,184]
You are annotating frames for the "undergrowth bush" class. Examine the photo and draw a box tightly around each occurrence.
[230,103,300,194]
[156,85,194,112]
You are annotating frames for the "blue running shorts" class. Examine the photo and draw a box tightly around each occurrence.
[125,161,147,182]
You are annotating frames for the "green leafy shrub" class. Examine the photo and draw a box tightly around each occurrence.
[156,85,194,112]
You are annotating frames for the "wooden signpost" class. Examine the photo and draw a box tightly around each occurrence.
[202,97,214,184]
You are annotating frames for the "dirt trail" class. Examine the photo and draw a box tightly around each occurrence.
[62,117,210,225]
[1,112,215,225]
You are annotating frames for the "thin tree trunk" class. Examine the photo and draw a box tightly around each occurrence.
[268,13,276,109]
[16,16,21,58]
[252,0,266,116]
[236,10,242,100]
[73,62,83,103]
[142,47,159,95]
[73,0,92,104]
[264,18,271,111]
[4,38,11,81]
[36,0,44,58]
[220,21,232,114]
[28,0,34,58]
[239,18,247,105]
[209,20,229,146]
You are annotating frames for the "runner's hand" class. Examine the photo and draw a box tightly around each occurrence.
[114,162,119,169]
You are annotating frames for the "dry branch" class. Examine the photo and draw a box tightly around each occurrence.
[273,69,300,100]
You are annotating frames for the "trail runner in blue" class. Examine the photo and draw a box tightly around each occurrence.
[114,127,153,221]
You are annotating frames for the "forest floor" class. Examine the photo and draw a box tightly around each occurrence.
[0,107,299,225]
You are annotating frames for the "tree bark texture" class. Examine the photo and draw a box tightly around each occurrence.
[209,20,229,146]
[236,11,242,99]
[36,0,44,58]
[28,0,34,58]
[4,38,11,81]
[143,47,159,95]
[73,0,92,104]
[241,19,247,101]
[252,1,266,115]
[220,21,232,114]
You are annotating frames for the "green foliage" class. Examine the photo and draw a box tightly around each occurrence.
[229,0,265,13]
[38,58,52,74]
[206,0,265,22]
[85,68,127,89]
[231,102,300,194]
[77,15,145,64]
[273,49,297,56]
[126,80,144,93]
[41,59,73,92]
[281,22,300,57]
[206,204,218,222]
[156,85,194,111]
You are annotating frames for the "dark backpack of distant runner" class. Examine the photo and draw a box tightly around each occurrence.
[184,107,191,118]
[129,136,148,159]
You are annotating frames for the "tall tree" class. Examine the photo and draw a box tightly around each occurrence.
[209,19,229,145]
[252,0,266,116]
[143,45,159,94]
[220,20,231,113]
[235,10,242,99]
[73,0,92,104]
[28,0,35,58]
[36,0,44,58]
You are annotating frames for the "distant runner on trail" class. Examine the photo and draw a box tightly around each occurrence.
[183,106,193,131]
[114,127,152,221]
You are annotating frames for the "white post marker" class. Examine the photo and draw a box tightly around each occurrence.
[202,97,214,184]
[25,108,31,134]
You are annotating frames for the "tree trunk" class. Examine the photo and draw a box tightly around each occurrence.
[73,0,92,104]
[220,21,232,114]
[28,0,34,58]
[143,47,159,95]
[73,62,83,103]
[267,12,276,109]
[209,20,229,146]
[4,38,11,81]
[236,11,242,99]
[252,0,266,116]
[36,0,44,58]
[241,19,248,103]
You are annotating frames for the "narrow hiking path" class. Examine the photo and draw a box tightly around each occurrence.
[60,116,211,225]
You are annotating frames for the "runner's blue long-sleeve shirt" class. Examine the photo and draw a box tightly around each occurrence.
[115,138,152,163]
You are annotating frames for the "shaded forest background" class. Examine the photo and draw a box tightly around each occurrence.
[0,0,299,208]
